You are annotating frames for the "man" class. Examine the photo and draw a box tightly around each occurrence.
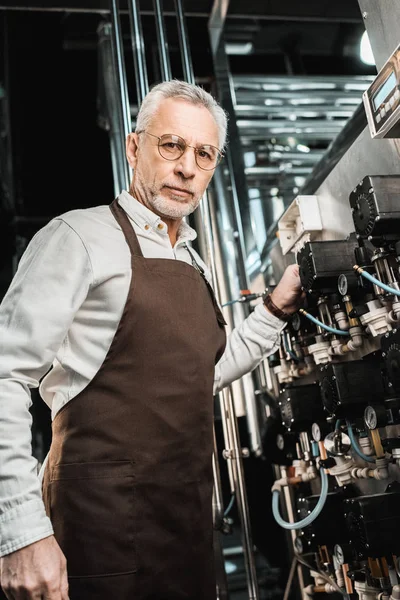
[0,80,302,600]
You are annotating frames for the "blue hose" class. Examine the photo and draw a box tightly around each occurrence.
[283,334,300,362]
[346,421,375,463]
[224,494,236,517]
[222,299,240,307]
[299,309,350,336]
[272,468,329,530]
[355,266,400,297]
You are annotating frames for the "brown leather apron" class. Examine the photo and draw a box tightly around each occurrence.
[42,198,226,600]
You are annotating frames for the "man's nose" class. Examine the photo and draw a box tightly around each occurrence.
[174,148,197,178]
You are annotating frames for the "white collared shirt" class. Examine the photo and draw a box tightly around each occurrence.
[0,191,285,556]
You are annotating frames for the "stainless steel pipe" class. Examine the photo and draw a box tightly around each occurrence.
[127,0,149,105]
[153,0,172,81]
[99,19,130,192]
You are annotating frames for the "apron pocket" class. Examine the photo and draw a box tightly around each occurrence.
[49,460,136,578]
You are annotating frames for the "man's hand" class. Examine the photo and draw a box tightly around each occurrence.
[270,264,305,315]
[0,536,69,600]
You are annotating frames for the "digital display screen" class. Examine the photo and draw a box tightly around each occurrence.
[373,71,397,110]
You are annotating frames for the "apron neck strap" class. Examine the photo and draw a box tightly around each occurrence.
[110,198,144,258]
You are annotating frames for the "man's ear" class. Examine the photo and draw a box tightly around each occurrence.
[126,133,140,168]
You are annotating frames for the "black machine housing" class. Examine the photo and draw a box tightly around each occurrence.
[297,238,360,294]
[297,491,349,553]
[278,384,325,431]
[349,175,400,246]
[317,360,385,418]
[344,491,400,558]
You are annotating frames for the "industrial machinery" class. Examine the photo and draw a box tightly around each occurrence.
[257,28,400,599]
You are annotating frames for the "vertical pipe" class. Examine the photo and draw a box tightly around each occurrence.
[280,467,307,600]
[174,2,259,595]
[98,21,130,194]
[173,0,195,84]
[223,387,259,600]
[199,185,260,599]
[127,0,149,105]
[109,0,131,189]
[110,0,132,140]
[153,0,172,81]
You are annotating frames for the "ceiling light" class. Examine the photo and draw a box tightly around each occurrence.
[297,144,310,153]
[225,42,253,55]
[335,98,361,105]
[262,84,282,91]
[290,98,325,105]
[360,31,376,66]
[264,99,284,106]
[289,83,335,91]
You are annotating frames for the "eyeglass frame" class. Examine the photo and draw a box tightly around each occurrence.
[137,130,224,171]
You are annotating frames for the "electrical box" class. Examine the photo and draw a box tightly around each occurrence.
[363,42,400,139]
[277,195,322,255]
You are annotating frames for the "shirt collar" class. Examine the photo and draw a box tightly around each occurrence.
[118,190,197,243]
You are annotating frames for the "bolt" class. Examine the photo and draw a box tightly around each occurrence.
[363,11,368,18]
[382,352,386,357]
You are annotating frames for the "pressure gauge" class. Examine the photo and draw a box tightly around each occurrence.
[364,404,387,430]
[334,544,345,566]
[312,422,323,442]
[364,405,378,430]
[363,42,400,139]
[276,434,285,451]
[333,543,352,566]
[338,273,348,296]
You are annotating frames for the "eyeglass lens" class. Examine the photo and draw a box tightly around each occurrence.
[157,134,221,170]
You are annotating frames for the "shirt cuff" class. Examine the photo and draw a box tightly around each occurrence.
[256,301,288,333]
[0,499,54,557]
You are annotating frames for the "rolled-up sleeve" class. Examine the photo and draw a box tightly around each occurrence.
[0,219,93,556]
[213,303,286,394]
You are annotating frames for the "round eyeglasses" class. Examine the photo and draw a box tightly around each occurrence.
[141,131,224,171]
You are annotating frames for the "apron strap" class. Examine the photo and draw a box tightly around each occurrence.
[110,198,144,258]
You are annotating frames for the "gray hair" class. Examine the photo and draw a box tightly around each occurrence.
[135,80,228,150]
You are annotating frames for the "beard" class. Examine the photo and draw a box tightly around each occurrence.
[134,167,201,220]
[150,189,201,219]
